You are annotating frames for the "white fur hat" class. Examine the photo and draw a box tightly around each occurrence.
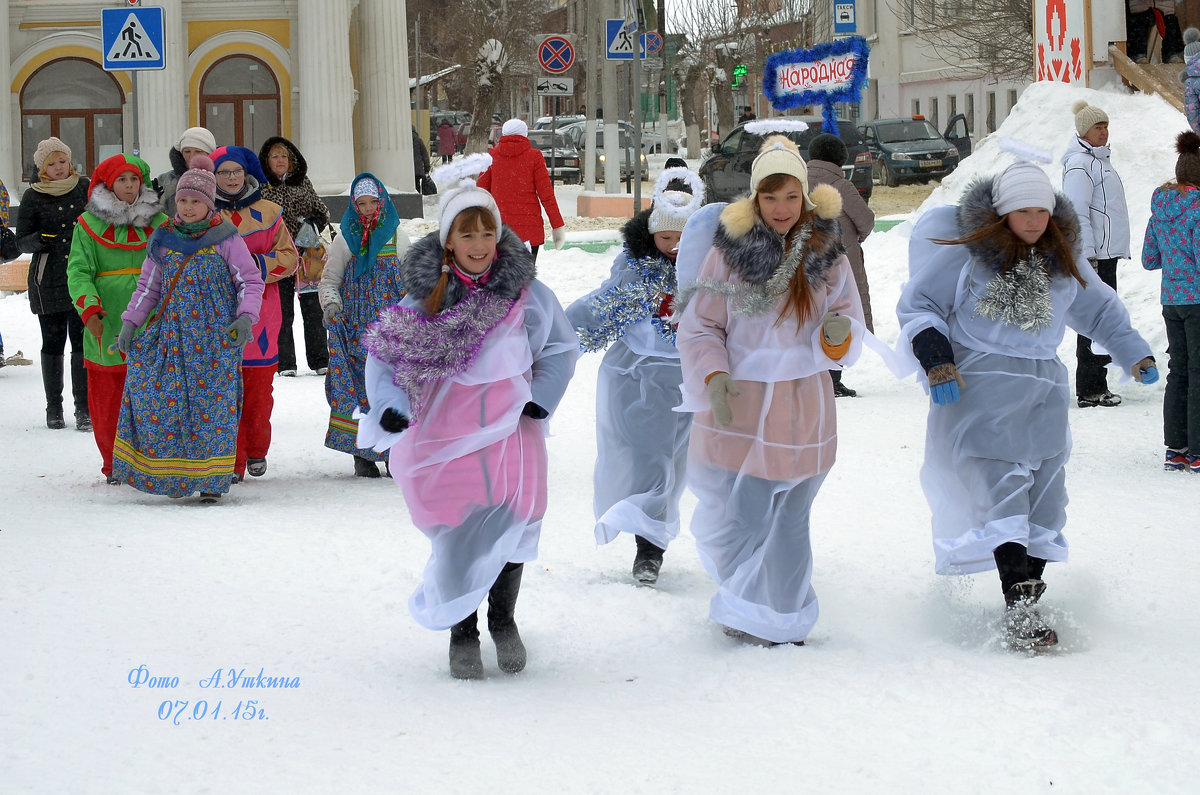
[501,118,528,138]
[750,135,813,209]
[647,167,704,233]
[432,153,502,245]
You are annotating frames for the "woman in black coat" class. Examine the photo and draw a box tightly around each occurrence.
[16,137,90,430]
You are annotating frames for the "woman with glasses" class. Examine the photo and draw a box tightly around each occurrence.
[210,145,299,484]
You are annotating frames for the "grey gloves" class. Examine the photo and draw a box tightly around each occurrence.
[822,312,851,346]
[114,321,136,355]
[225,314,254,348]
[323,301,342,326]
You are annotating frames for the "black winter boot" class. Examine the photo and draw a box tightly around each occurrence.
[632,535,665,585]
[41,353,65,429]
[830,369,858,398]
[353,455,381,478]
[487,562,526,673]
[449,611,484,679]
[71,351,91,432]
[1003,580,1057,650]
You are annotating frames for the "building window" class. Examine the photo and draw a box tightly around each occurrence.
[948,94,957,120]
[1007,88,1019,112]
[20,58,124,180]
[912,98,921,117]
[200,55,280,153]
[986,92,996,133]
[929,97,939,127]
[966,94,975,135]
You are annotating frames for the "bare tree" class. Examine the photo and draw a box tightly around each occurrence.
[411,0,552,153]
[886,0,1034,80]
[670,0,827,149]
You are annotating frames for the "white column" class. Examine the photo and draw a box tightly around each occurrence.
[0,0,15,194]
[298,0,356,195]
[358,0,413,193]
[135,0,187,175]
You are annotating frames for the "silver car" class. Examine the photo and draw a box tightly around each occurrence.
[557,121,648,182]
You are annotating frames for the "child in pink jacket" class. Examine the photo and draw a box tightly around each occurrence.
[675,136,866,647]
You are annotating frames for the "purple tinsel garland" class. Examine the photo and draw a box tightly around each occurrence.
[362,289,518,423]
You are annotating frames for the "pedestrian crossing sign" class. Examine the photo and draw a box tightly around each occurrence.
[102,7,166,71]
[606,19,647,60]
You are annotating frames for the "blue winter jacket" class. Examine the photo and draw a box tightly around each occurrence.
[1143,184,1200,305]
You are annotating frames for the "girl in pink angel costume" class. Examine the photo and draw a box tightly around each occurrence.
[356,154,578,680]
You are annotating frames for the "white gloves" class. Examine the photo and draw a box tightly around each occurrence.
[551,226,566,250]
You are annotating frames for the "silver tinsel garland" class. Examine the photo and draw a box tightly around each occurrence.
[576,253,678,352]
[973,251,1054,332]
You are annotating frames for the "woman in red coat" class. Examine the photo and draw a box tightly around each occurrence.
[436,121,457,164]
[477,119,566,262]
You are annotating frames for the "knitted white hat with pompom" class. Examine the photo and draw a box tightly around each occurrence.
[431,153,502,245]
[750,134,813,209]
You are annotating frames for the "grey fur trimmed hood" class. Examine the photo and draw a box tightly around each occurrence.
[712,190,845,288]
[402,225,536,312]
[956,176,1081,273]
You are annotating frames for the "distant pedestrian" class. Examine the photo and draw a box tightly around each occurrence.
[15,137,91,430]
[436,120,456,165]
[1061,100,1132,408]
[807,132,875,398]
[1142,131,1200,474]
[153,126,216,218]
[477,119,566,261]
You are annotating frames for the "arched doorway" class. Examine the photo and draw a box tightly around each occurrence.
[20,58,124,180]
[200,55,280,153]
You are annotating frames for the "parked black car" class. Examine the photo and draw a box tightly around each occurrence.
[858,114,972,187]
[698,117,873,204]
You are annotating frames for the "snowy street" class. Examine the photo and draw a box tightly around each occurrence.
[1,82,1198,793]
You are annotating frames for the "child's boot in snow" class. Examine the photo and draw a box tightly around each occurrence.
[632,535,665,585]
[487,562,526,674]
[449,611,484,679]
[1003,580,1058,650]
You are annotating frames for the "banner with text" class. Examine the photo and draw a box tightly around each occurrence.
[762,37,869,134]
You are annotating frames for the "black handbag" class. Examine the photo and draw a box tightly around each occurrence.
[0,224,19,263]
[420,175,438,196]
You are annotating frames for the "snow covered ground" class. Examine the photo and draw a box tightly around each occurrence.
[2,82,1198,793]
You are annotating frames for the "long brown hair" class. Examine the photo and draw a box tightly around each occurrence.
[754,172,833,327]
[426,205,499,314]
[933,212,1085,287]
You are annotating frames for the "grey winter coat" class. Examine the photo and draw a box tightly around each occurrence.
[15,177,90,314]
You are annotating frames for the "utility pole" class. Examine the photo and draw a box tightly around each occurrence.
[413,15,421,134]
[658,0,667,151]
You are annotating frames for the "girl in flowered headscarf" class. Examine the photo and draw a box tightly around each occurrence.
[317,173,410,477]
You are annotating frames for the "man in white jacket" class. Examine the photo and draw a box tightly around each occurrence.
[1061,99,1132,408]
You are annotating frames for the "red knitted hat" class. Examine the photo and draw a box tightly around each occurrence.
[89,153,150,199]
